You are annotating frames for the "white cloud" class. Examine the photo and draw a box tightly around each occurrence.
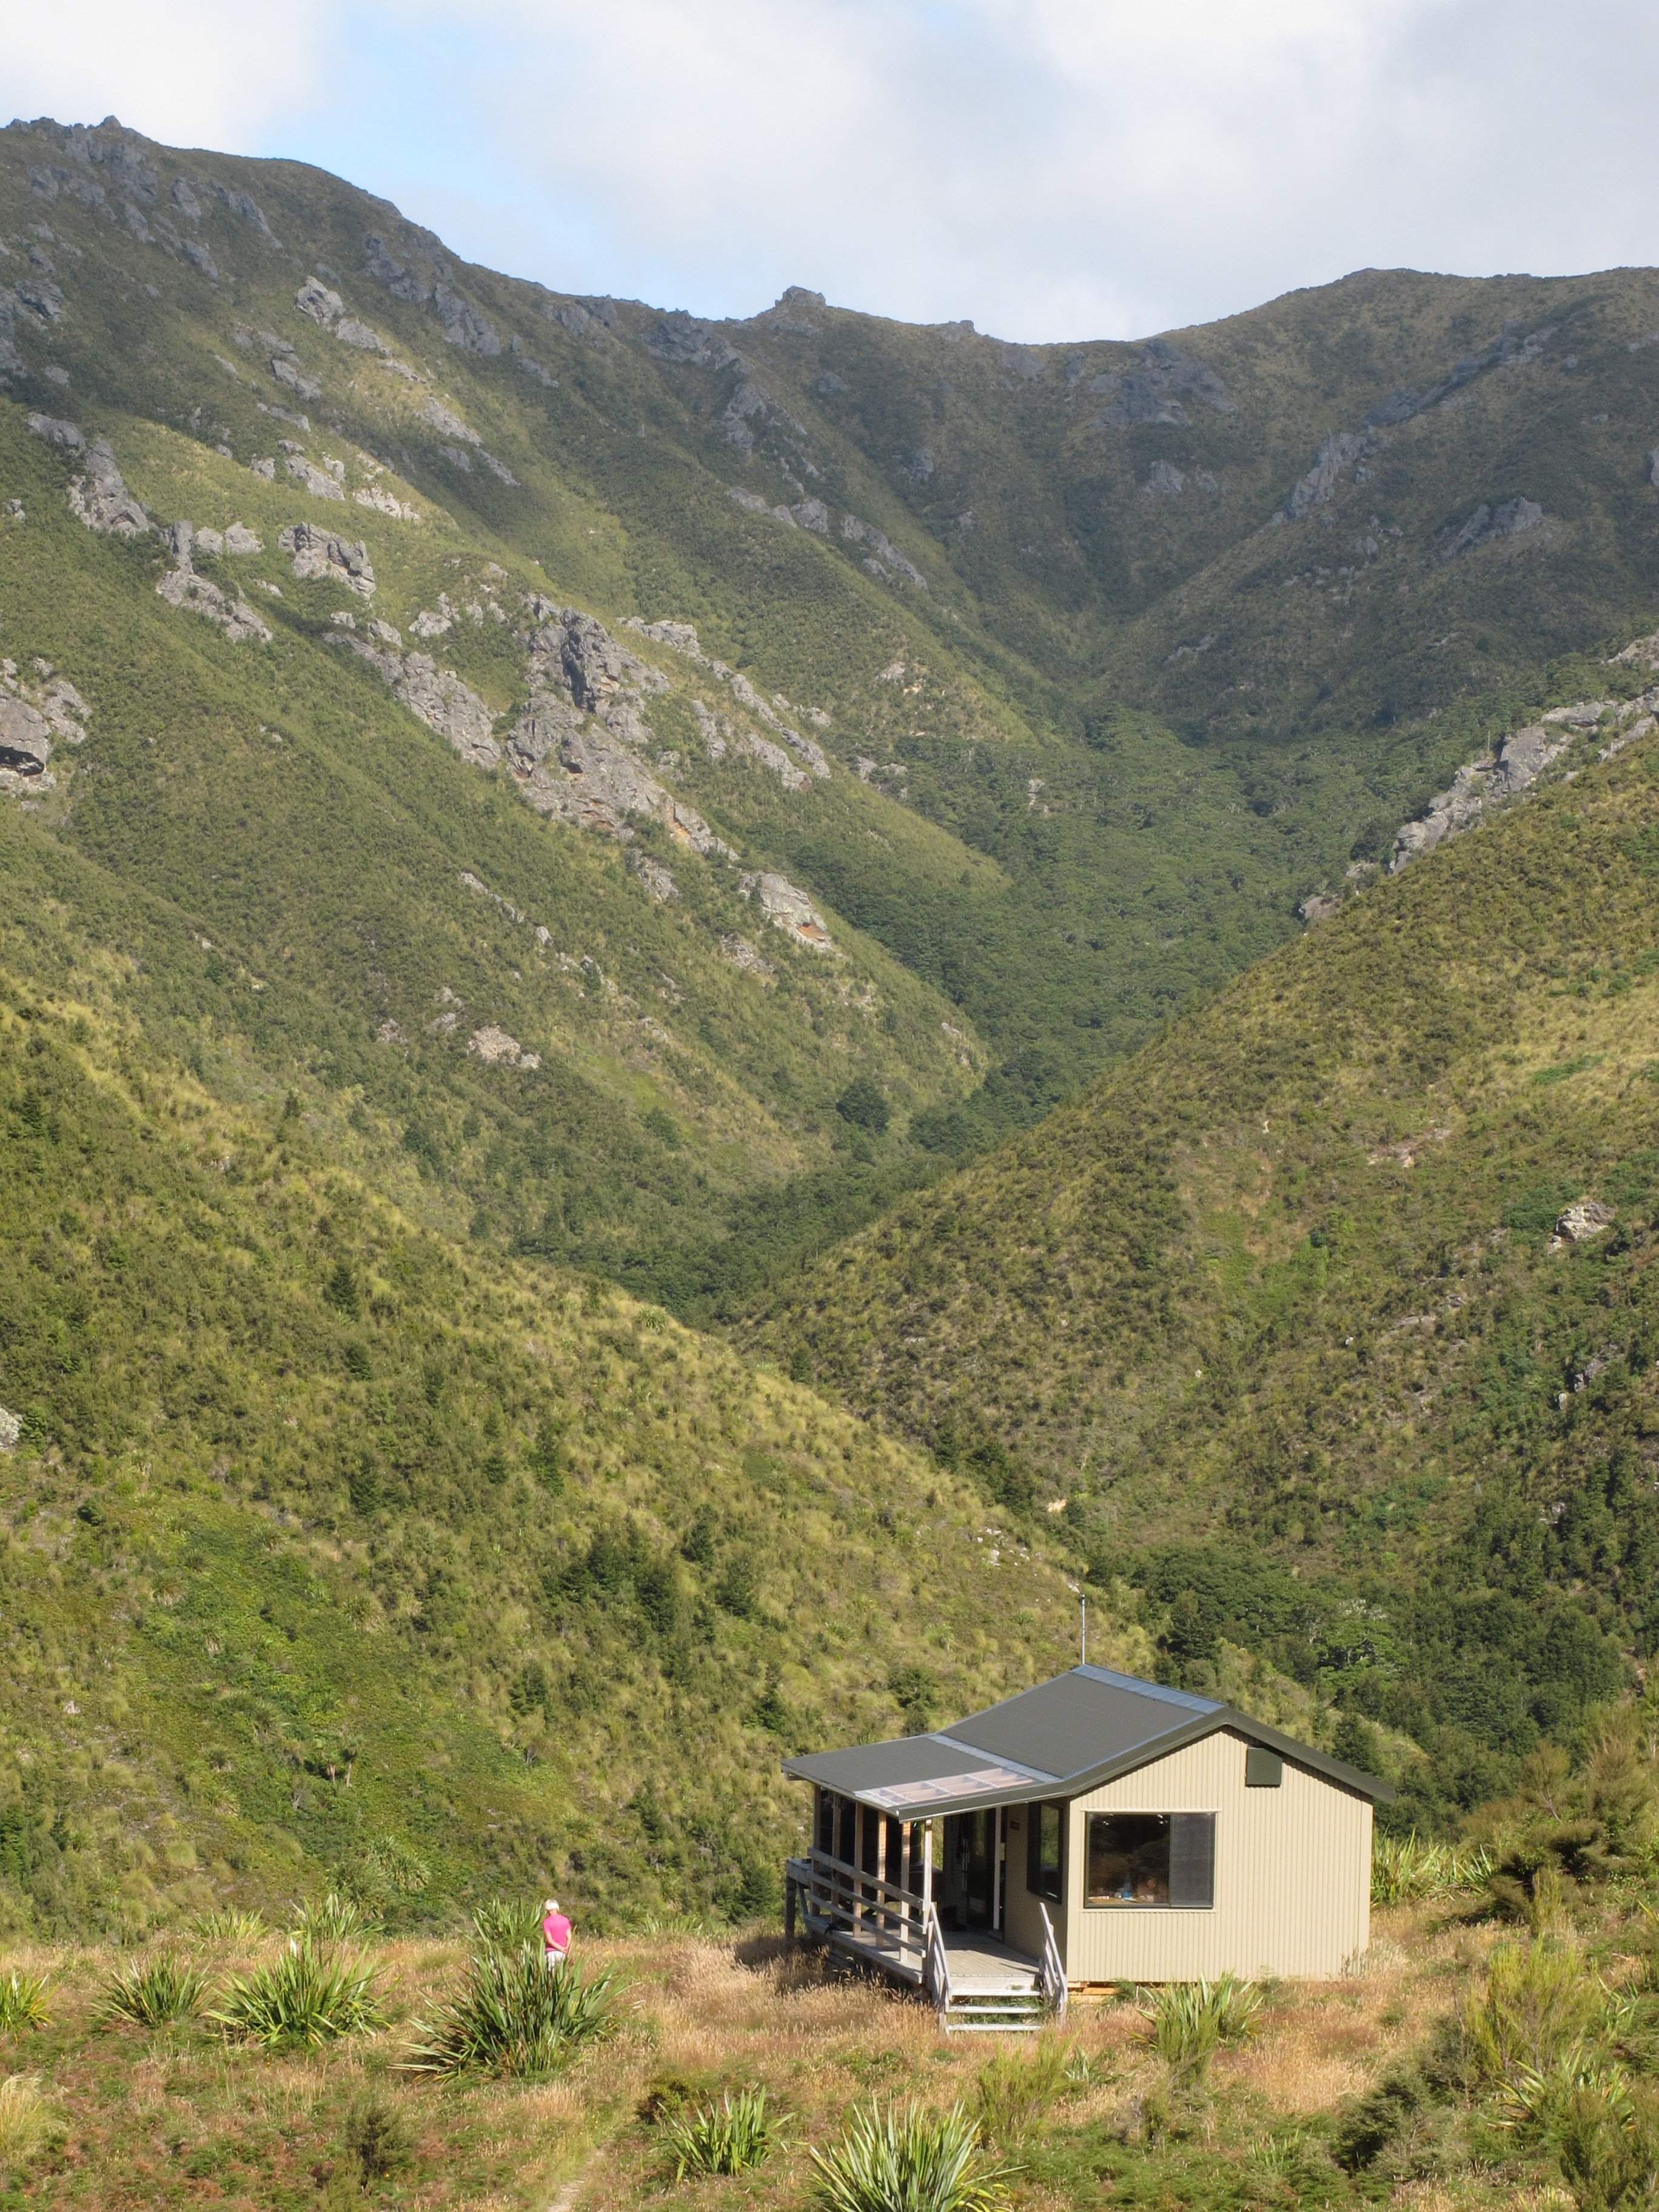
[9,0,1659,340]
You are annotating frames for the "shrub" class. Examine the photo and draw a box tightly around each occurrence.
[404,1946,617,2078]
[1372,1831,1493,1905]
[0,1972,50,2035]
[1142,1975,1262,2082]
[0,2075,61,2168]
[660,2087,779,2178]
[973,2042,1068,2145]
[810,2101,1016,2212]
[1555,2078,1659,2211]
[210,1939,382,2049]
[343,2093,414,2187]
[95,1952,210,2028]
[1464,1942,1610,2099]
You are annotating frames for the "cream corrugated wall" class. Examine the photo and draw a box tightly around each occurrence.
[1028,1731,1371,1983]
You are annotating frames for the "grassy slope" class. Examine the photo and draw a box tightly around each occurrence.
[0,871,1114,1938]
[748,686,1659,1816]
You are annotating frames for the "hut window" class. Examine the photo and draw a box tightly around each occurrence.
[1086,1812,1215,1908]
[1026,1801,1064,1902]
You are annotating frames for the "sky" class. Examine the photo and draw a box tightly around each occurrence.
[8,0,1659,344]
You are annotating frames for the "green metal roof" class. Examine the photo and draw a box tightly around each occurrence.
[783,1664,1395,1814]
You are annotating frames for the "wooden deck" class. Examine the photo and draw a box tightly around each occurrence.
[827,1920,1042,1993]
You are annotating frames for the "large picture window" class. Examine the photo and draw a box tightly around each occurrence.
[1026,1801,1064,1902]
[1085,1812,1215,1908]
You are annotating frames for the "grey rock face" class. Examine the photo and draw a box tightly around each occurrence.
[1556,1200,1615,1245]
[1090,338,1232,426]
[1389,716,1575,873]
[272,355,323,403]
[1279,431,1370,520]
[628,851,680,900]
[15,278,64,323]
[0,295,22,382]
[341,637,498,762]
[739,870,835,951]
[0,1406,18,1453]
[1144,460,1185,496]
[26,412,83,450]
[66,437,149,535]
[284,451,345,500]
[279,523,375,597]
[155,551,273,644]
[1364,320,1553,429]
[363,232,431,302]
[840,512,926,588]
[643,312,742,369]
[217,184,279,244]
[0,695,54,776]
[719,934,776,984]
[295,279,343,326]
[1441,497,1544,558]
[432,283,501,355]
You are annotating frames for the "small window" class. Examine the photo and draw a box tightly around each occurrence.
[1026,1801,1064,1902]
[1086,1812,1215,1908]
[1245,1746,1282,1788]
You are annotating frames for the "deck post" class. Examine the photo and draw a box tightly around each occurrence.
[922,1817,933,1931]
[899,1821,913,1965]
[854,1801,865,1929]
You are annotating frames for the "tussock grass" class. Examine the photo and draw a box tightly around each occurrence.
[404,1946,617,2079]
[0,2074,60,2168]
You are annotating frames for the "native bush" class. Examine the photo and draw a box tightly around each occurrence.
[973,2041,1068,2145]
[1372,1831,1494,1904]
[471,1897,544,1953]
[404,1946,617,2078]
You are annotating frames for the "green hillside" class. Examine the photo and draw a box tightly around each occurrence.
[746,669,1659,1823]
[0,874,1102,1937]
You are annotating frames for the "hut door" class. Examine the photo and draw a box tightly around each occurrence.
[948,1810,996,1931]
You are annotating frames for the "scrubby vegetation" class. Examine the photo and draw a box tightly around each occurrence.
[757,700,1659,1826]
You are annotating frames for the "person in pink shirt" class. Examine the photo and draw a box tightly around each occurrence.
[541,1897,572,1969]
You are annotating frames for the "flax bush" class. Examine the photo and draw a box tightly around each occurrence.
[660,2086,779,2177]
[95,1952,210,2028]
[0,1972,50,2036]
[404,1946,616,2079]
[1142,1975,1263,2083]
[810,2101,1016,2212]
[210,1939,382,2050]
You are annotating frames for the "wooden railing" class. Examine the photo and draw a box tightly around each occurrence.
[1037,1903,1068,2017]
[794,1845,927,1960]
[923,1902,952,2025]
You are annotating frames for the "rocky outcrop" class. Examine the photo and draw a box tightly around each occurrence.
[693,700,809,789]
[433,283,501,355]
[1388,720,1575,872]
[284,451,346,500]
[353,484,418,520]
[272,355,323,403]
[468,1025,540,1070]
[417,397,517,483]
[339,639,497,763]
[719,934,776,984]
[279,523,375,597]
[0,661,90,798]
[30,419,150,536]
[840,514,926,588]
[0,1407,18,1453]
[1089,340,1232,426]
[628,851,679,900]
[295,279,387,353]
[1276,431,1372,521]
[739,870,835,951]
[623,615,833,776]
[1439,497,1544,558]
[156,527,272,643]
[1364,322,1552,429]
